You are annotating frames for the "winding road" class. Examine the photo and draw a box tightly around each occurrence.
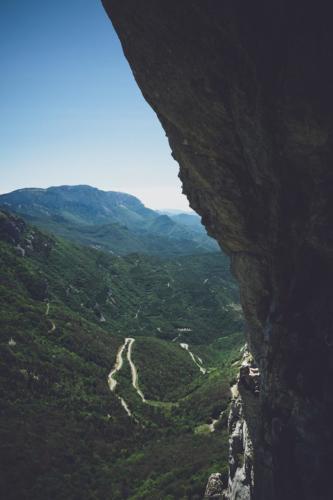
[48,320,56,333]
[45,302,56,333]
[107,337,148,417]
[108,338,131,391]
[107,337,207,419]
[127,338,146,402]
[108,338,133,417]
[180,343,206,374]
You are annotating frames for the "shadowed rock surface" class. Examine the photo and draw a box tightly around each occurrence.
[101,1,333,499]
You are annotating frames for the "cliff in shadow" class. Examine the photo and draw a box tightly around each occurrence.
[102,1,333,499]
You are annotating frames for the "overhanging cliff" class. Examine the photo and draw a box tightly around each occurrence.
[101,2,333,499]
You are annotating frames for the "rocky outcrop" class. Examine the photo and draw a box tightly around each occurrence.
[0,210,54,258]
[204,472,224,500]
[223,349,259,500]
[0,210,26,245]
[226,390,253,500]
[101,2,333,499]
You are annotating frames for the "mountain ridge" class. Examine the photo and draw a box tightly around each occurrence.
[0,185,219,256]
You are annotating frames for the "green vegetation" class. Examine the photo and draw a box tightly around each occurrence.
[0,185,219,256]
[0,210,244,499]
[133,337,199,401]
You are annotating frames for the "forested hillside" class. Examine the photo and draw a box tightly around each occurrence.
[0,185,219,255]
[0,210,243,499]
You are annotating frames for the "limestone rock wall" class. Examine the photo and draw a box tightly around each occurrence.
[101,2,333,498]
[226,387,253,500]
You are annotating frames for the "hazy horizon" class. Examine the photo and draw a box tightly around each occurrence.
[0,183,194,213]
[0,0,190,211]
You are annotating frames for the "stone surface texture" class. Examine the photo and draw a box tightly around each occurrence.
[224,349,260,500]
[101,2,333,499]
[204,472,224,500]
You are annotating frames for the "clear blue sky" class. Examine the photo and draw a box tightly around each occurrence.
[0,0,190,210]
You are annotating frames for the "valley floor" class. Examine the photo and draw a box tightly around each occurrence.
[0,209,244,499]
[108,337,211,417]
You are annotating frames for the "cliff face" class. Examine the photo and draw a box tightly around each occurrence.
[101,2,333,498]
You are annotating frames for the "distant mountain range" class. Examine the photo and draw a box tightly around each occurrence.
[0,185,219,256]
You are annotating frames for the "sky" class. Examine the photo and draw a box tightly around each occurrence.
[0,0,191,211]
